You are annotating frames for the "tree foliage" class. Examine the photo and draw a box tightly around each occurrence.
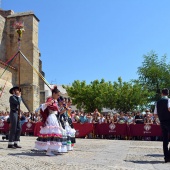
[63,78,150,112]
[137,51,170,101]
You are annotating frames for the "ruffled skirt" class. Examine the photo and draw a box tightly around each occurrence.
[35,114,62,151]
[65,122,76,145]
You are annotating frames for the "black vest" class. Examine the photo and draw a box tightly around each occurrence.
[157,98,170,122]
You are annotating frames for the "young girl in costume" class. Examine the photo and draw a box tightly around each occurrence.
[35,86,63,156]
[57,96,68,153]
[64,98,76,150]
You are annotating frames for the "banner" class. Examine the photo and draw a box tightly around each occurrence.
[33,122,43,136]
[0,121,163,138]
[129,124,162,136]
[0,121,9,132]
[22,122,35,133]
[94,123,128,136]
[73,123,94,137]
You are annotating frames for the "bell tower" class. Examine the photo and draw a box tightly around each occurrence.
[0,9,45,112]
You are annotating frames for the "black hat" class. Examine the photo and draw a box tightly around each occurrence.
[9,86,21,94]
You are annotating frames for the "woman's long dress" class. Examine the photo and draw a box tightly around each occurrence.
[35,98,62,151]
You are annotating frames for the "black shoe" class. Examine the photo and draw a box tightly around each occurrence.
[14,144,22,148]
[164,157,170,163]
[2,136,6,140]
[8,145,16,149]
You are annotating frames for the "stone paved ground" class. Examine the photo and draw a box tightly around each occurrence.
[0,136,170,170]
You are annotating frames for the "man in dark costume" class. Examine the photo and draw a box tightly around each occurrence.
[154,88,170,163]
[8,86,22,149]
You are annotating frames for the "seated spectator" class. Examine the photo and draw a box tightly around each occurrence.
[93,114,100,123]
[113,114,118,123]
[135,112,144,124]
[127,114,134,124]
[105,114,110,123]
[30,112,39,123]
[25,112,31,122]
[71,111,76,122]
[98,114,105,124]
[30,112,35,122]
[79,112,87,123]
[74,112,80,123]
[0,111,5,121]
[153,114,160,125]
[131,112,135,119]
[104,118,109,123]
[124,113,129,122]
[3,112,9,121]
[117,112,126,124]
[86,113,93,123]
[93,109,100,118]
[144,115,153,124]
[20,112,26,126]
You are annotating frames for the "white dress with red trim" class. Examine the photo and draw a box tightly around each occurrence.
[35,98,62,151]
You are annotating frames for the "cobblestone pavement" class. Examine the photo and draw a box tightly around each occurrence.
[0,136,170,170]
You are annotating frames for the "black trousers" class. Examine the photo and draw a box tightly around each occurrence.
[9,111,21,143]
[160,121,170,159]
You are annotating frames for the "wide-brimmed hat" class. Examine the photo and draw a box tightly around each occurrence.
[9,86,21,94]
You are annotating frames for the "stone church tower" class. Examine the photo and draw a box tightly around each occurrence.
[0,9,45,112]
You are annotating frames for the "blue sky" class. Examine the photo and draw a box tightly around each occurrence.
[2,0,170,85]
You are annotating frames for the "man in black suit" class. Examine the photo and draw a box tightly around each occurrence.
[8,86,22,149]
[154,88,170,163]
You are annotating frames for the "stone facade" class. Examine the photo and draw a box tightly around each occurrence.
[0,9,45,112]
[0,15,6,61]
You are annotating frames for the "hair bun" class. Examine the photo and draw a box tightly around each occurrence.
[52,85,60,94]
[53,85,58,90]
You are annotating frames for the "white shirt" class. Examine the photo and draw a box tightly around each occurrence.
[154,96,170,114]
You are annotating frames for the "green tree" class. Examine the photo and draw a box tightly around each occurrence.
[137,51,170,101]
[63,79,107,112]
[111,78,149,112]
[64,78,150,112]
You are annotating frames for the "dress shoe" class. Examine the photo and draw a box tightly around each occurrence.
[164,157,170,163]
[14,144,22,148]
[8,145,16,149]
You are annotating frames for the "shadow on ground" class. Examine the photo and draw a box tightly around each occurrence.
[146,154,163,157]
[124,160,164,164]
[8,149,64,157]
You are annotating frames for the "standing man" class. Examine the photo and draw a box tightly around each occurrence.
[8,86,22,149]
[154,88,170,163]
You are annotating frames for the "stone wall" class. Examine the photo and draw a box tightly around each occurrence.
[39,59,45,104]
[0,63,28,111]
[5,13,40,111]
[0,15,6,61]
[0,9,14,18]
[0,10,45,112]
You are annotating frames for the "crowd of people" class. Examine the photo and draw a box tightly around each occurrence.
[0,108,163,144]
[0,108,160,125]
[0,108,161,141]
[69,109,160,125]
[0,110,41,124]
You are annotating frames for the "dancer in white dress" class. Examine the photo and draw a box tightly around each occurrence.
[35,86,63,156]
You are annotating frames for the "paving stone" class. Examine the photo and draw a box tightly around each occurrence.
[0,137,170,169]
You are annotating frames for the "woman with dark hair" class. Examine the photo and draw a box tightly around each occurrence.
[35,86,63,156]
[58,98,76,151]
[66,99,76,150]
[57,96,68,153]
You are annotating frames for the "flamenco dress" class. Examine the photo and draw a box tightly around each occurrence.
[65,109,76,150]
[35,98,62,153]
